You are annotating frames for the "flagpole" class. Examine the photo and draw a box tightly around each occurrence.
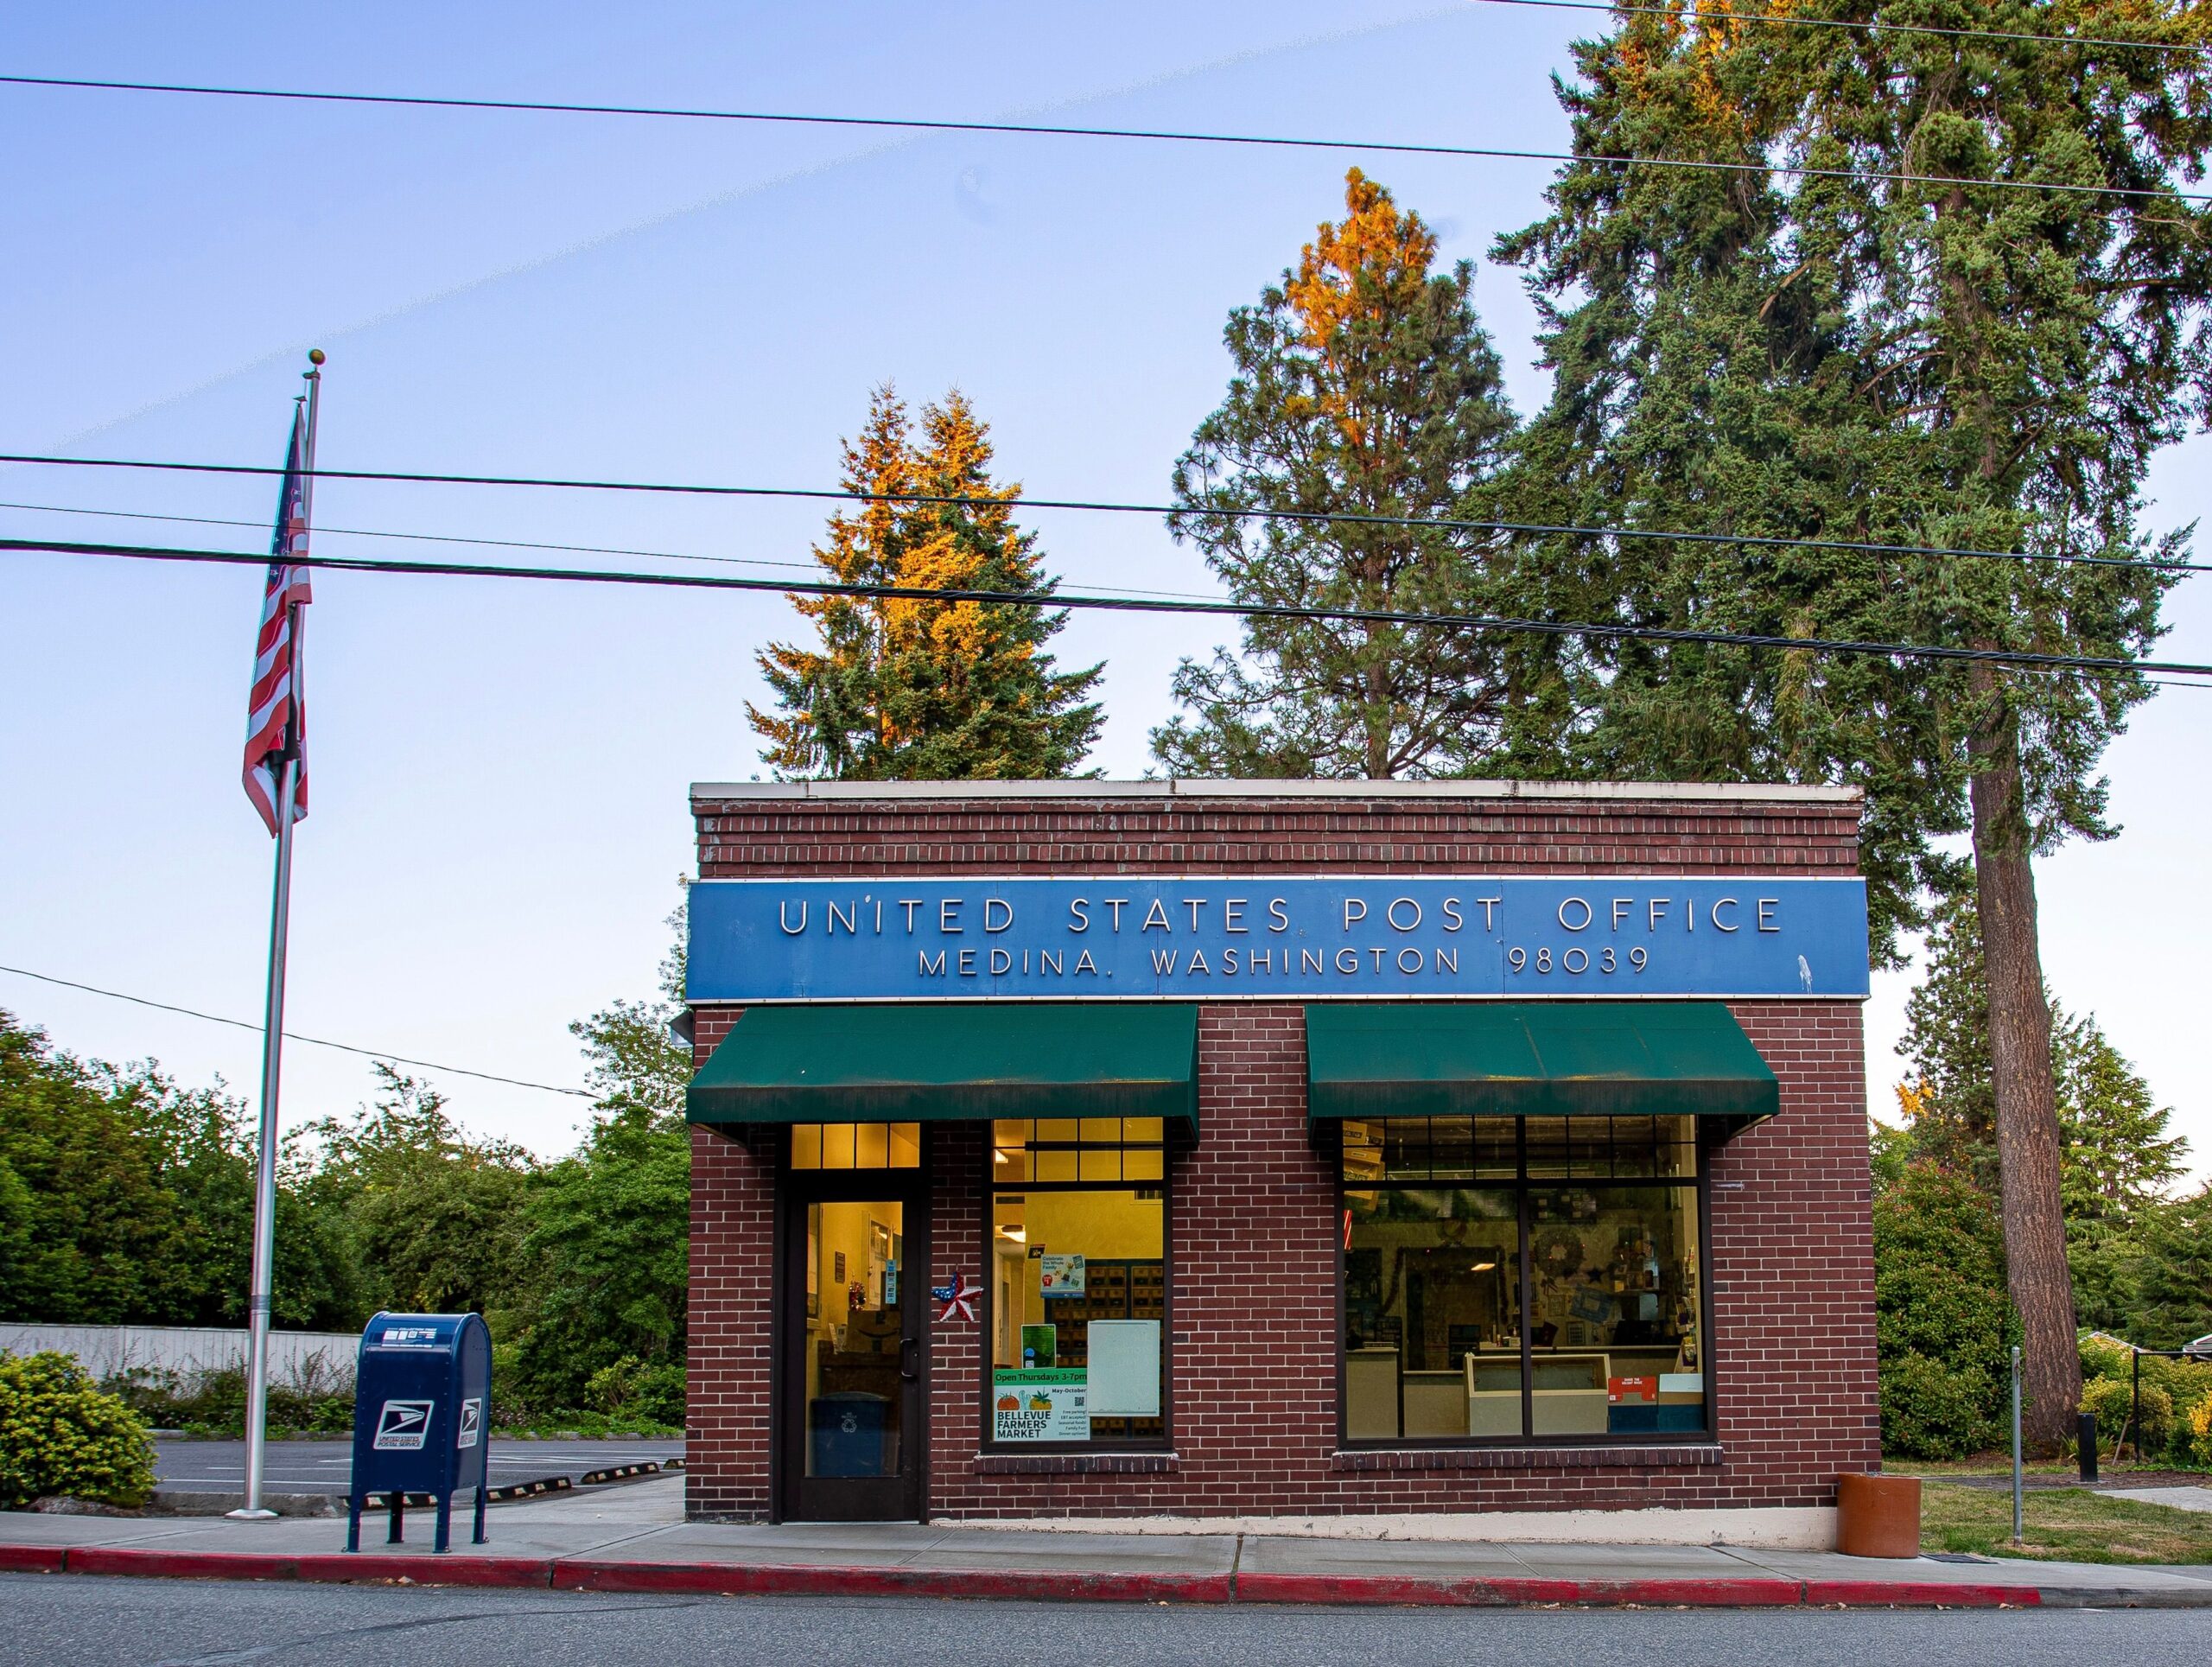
[231,352,322,1521]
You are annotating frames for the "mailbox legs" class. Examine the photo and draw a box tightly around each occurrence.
[343,1488,479,1555]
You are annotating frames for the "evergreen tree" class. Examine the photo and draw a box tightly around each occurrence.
[1894,894,1999,1187]
[1499,3,2212,1445]
[1894,898,2189,1219]
[2051,1009,2189,1224]
[751,386,1103,779]
[1152,169,1525,778]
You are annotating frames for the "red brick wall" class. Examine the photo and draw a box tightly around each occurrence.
[684,788,1878,1521]
[685,1009,778,1522]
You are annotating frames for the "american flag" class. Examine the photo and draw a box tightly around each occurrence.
[243,407,314,835]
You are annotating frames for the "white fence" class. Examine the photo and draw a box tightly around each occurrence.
[0,1324,360,1386]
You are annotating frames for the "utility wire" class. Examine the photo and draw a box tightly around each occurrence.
[2,71,2204,205]
[0,499,1227,603]
[1468,0,2212,56]
[9,533,2209,681]
[2,450,2201,576]
[0,963,594,1098]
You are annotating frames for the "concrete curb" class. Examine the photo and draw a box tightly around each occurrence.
[12,1545,2207,1607]
[553,1559,1236,1604]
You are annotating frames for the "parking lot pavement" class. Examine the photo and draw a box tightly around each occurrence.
[151,1437,685,1495]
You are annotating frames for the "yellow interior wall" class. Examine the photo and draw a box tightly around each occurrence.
[992,1189,1162,1358]
[1014,1190,1163,1260]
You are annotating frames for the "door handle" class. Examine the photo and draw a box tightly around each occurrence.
[899,1334,922,1382]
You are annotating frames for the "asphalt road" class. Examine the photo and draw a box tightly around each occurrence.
[151,1438,685,1494]
[4,1577,2209,1667]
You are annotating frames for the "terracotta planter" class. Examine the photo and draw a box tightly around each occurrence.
[1836,1473,1922,1558]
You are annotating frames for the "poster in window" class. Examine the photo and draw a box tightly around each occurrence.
[1039,1252,1086,1297]
[993,1369,1089,1441]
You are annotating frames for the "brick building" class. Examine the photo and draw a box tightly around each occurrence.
[680,780,1879,1543]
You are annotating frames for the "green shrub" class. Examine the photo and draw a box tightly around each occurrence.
[631,1362,684,1427]
[2079,1333,2136,1384]
[106,1363,352,1436]
[2082,1375,2137,1448]
[583,1356,685,1427]
[2098,1379,2174,1454]
[1879,1352,2005,1460]
[0,1352,156,1509]
[2139,1353,2212,1425]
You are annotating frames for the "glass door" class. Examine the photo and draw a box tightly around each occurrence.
[779,1173,926,1520]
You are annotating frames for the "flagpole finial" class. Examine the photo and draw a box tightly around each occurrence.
[307,348,326,366]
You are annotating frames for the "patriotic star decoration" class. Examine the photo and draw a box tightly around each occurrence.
[935,1274,982,1324]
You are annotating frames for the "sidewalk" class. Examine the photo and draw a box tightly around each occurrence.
[4,1479,2209,1609]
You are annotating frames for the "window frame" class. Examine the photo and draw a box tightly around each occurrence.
[979,1120,1173,1454]
[1333,1115,1715,1450]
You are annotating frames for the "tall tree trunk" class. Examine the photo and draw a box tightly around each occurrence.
[1967,663,2081,1451]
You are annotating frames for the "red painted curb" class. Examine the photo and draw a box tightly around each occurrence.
[63,1547,553,1588]
[550,1558,1235,1605]
[1803,1580,2040,1609]
[18,1546,2199,1610]
[1578,1577,1804,1608]
[1233,1573,1577,1607]
[1232,1572,1800,1608]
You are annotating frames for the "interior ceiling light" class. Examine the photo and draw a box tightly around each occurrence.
[1470,1262,1497,1273]
[997,1225,1027,1242]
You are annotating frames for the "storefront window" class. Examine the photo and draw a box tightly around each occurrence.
[988,1119,1166,1447]
[791,1123,921,1169]
[1340,1117,1707,1444]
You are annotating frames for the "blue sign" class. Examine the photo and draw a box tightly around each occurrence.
[687,877,1868,1002]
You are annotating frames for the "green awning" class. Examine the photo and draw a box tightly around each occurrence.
[1305,1002,1777,1128]
[687,1002,1198,1129]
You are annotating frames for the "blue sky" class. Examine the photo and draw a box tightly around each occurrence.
[3,2,2208,1177]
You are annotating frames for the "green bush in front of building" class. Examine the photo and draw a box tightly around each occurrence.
[0,1351,156,1510]
[1872,1158,2014,1459]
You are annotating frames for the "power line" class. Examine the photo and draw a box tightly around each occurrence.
[1469,0,2211,56]
[0,963,594,1098]
[0,498,1228,603]
[2,71,2205,205]
[2,450,2201,576]
[10,532,2209,681]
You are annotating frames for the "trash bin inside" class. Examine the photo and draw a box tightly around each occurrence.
[810,1391,894,1477]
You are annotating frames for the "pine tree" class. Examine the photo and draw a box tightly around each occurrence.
[750,386,1103,779]
[1896,897,2188,1218]
[1151,169,1526,779]
[1499,2,2212,1446]
[1894,895,1999,1189]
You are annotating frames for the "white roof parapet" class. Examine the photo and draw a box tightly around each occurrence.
[690,778,1863,805]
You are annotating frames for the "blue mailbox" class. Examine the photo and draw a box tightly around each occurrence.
[346,1311,492,1554]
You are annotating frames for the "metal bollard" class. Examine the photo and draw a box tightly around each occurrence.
[2079,1411,2099,1484]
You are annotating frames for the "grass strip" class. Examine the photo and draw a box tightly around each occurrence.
[1922,1481,2212,1564]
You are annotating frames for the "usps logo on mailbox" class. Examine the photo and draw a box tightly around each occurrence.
[457,1397,483,1449]
[373,1398,435,1450]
